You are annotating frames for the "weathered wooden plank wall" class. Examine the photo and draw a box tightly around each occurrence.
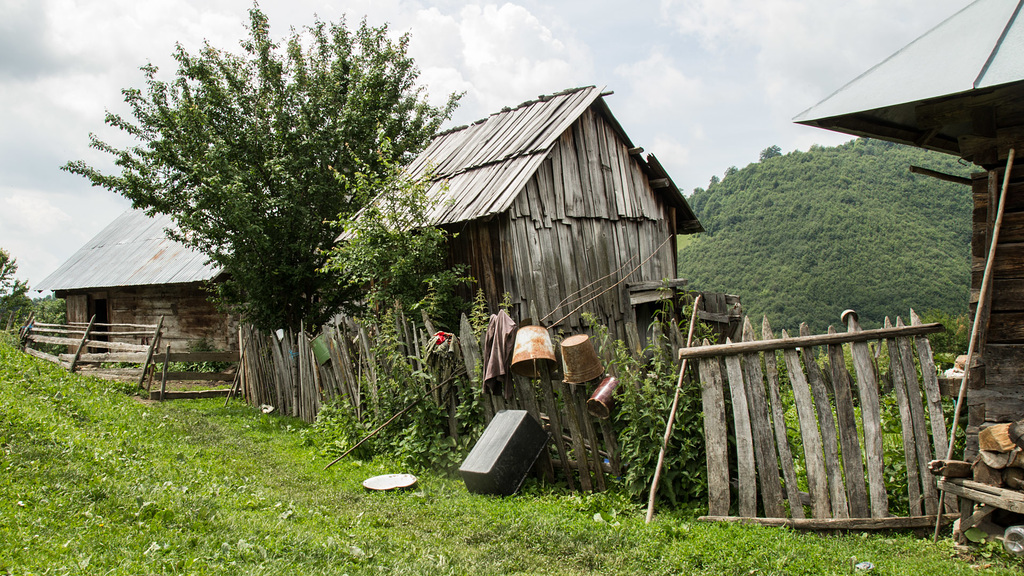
[445,108,678,343]
[61,284,237,353]
[968,165,1024,458]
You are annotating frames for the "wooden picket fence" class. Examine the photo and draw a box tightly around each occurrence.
[684,310,959,529]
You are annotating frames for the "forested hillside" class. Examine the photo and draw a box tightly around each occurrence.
[678,138,975,333]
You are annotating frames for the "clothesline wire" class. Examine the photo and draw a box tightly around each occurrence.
[538,254,639,324]
[545,235,675,328]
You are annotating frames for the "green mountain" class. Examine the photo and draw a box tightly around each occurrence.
[678,138,975,333]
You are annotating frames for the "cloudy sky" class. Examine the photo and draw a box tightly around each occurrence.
[1,0,972,287]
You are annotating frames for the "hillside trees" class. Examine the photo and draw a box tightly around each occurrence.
[679,139,973,332]
[64,7,460,332]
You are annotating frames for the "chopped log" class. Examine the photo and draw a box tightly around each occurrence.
[1004,467,1024,490]
[1011,419,1024,450]
[929,459,973,478]
[979,423,1016,452]
[973,460,1005,487]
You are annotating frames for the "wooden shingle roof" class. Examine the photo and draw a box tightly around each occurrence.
[405,86,699,230]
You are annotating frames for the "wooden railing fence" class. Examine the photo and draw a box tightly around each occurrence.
[687,309,959,529]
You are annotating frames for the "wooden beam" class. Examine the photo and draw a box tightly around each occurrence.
[649,178,670,189]
[909,165,972,186]
[699,514,959,531]
[679,322,944,360]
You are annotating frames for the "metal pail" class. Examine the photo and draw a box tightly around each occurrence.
[560,334,604,384]
[510,325,556,377]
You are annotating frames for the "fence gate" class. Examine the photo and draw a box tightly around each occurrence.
[684,310,959,529]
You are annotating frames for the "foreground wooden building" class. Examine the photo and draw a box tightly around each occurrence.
[406,86,704,341]
[795,0,1024,459]
[36,209,236,352]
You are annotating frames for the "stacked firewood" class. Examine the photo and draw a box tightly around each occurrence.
[930,420,1024,489]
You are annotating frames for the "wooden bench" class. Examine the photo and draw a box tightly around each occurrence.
[937,477,1024,542]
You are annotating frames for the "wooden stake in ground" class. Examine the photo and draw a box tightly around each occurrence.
[645,294,702,523]
[934,148,1016,541]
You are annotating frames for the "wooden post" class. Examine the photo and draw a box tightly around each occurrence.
[845,310,888,518]
[158,345,170,401]
[137,316,164,388]
[69,315,97,373]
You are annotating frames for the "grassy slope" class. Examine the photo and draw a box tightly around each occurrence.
[0,338,1020,575]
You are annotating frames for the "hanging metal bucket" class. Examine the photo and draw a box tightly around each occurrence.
[587,376,619,419]
[560,334,604,384]
[510,325,556,377]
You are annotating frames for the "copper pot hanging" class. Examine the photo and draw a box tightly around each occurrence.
[510,325,556,377]
[560,334,604,384]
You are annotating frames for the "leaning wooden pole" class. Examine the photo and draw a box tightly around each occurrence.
[646,294,703,523]
[934,148,1015,541]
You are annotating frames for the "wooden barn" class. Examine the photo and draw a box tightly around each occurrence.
[795,0,1024,460]
[405,86,704,341]
[35,209,237,352]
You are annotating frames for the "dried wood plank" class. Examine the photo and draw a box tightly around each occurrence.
[151,388,232,401]
[536,358,575,490]
[910,310,950,472]
[159,345,171,402]
[698,513,959,531]
[826,326,870,518]
[740,319,785,518]
[678,322,944,359]
[762,318,804,518]
[846,313,888,518]
[161,371,235,382]
[576,386,607,491]
[895,317,939,516]
[558,378,593,491]
[699,346,730,516]
[61,352,150,364]
[781,330,831,518]
[884,318,923,516]
[799,323,849,519]
[937,478,1024,515]
[24,346,67,367]
[136,316,163,387]
[722,349,757,517]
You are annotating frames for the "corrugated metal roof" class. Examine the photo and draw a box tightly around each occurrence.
[35,209,221,292]
[795,0,1024,123]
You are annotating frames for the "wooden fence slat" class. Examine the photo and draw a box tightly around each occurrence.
[846,314,889,518]
[740,319,785,518]
[558,378,594,491]
[911,310,957,513]
[799,323,849,519]
[536,357,576,490]
[884,318,923,516]
[69,315,97,373]
[576,386,607,491]
[781,330,831,519]
[826,326,870,518]
[896,317,940,515]
[762,318,804,518]
[723,349,757,518]
[699,344,730,516]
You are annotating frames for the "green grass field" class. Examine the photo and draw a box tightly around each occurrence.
[1,336,1020,575]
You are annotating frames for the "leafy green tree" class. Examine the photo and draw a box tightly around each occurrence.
[759,144,782,161]
[324,144,468,329]
[0,248,30,326]
[64,7,460,332]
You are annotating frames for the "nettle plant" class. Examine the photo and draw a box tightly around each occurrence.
[586,304,712,507]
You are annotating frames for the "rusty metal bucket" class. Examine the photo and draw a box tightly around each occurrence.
[510,325,556,377]
[560,334,604,384]
[587,376,619,419]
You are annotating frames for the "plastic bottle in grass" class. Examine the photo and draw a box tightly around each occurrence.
[1004,525,1024,556]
